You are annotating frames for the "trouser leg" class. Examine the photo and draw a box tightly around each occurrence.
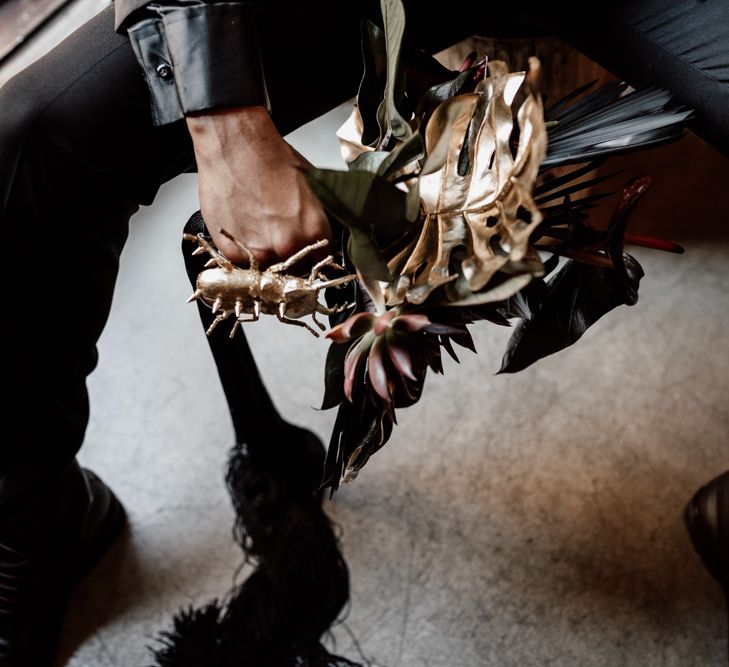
[0,6,196,535]
[547,0,729,157]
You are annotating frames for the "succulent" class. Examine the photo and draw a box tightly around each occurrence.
[327,309,472,408]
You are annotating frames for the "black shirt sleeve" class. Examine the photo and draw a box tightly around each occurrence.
[125,1,270,126]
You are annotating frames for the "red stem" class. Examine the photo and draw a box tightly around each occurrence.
[623,233,684,254]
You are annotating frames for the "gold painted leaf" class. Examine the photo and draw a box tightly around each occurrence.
[388,58,548,307]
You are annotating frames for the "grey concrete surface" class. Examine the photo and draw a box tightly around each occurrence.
[52,101,729,666]
[0,0,110,86]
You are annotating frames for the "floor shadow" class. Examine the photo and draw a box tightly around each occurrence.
[55,522,138,666]
[330,448,727,665]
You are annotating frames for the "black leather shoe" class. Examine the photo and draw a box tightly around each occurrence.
[0,463,126,666]
[684,470,729,590]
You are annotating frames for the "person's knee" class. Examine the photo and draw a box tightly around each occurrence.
[0,68,46,145]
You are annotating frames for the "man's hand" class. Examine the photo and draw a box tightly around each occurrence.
[185,106,332,267]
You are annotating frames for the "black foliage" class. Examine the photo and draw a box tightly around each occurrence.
[499,174,654,373]
[356,16,482,149]
[357,20,387,146]
[414,59,483,122]
[498,253,560,321]
[535,160,607,196]
[401,46,455,108]
[152,604,224,666]
[150,436,364,667]
[322,392,395,497]
[534,170,619,206]
[321,340,352,410]
[542,83,691,168]
[498,253,644,374]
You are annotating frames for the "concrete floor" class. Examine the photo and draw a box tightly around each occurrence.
[51,110,729,666]
[3,2,729,665]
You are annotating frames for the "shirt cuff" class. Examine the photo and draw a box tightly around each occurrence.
[127,2,270,127]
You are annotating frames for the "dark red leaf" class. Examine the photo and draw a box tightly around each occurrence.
[458,51,477,72]
[343,334,373,401]
[392,313,431,332]
[623,232,684,254]
[327,312,376,343]
[373,310,397,335]
[367,336,391,402]
[386,339,417,380]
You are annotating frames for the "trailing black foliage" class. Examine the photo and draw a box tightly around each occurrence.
[150,434,364,665]
[498,253,644,374]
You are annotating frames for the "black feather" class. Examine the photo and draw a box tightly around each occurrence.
[543,84,691,168]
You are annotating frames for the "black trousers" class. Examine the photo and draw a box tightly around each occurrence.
[1,1,727,515]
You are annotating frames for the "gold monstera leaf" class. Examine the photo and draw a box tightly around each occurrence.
[388,58,547,307]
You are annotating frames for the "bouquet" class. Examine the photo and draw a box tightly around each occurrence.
[157,3,692,665]
[304,0,690,494]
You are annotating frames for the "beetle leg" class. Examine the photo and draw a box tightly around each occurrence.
[311,274,357,290]
[183,233,234,272]
[307,254,345,282]
[218,228,259,271]
[229,305,260,338]
[268,239,328,274]
[234,302,261,323]
[206,310,231,336]
[316,301,354,316]
[310,311,327,331]
[277,302,320,337]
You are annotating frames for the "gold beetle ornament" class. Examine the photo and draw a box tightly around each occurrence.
[184,229,356,338]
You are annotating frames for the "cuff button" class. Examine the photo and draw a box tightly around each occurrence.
[156,63,173,80]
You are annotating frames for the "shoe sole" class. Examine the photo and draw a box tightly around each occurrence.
[684,484,729,659]
[75,470,127,577]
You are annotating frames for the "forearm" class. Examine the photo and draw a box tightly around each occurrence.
[184,105,330,266]
[185,105,287,171]
[121,0,331,267]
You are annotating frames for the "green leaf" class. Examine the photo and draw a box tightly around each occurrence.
[377,130,424,180]
[498,253,644,374]
[415,64,479,119]
[349,151,390,172]
[357,20,388,146]
[305,167,398,280]
[347,229,390,281]
[304,167,412,238]
[381,0,412,141]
